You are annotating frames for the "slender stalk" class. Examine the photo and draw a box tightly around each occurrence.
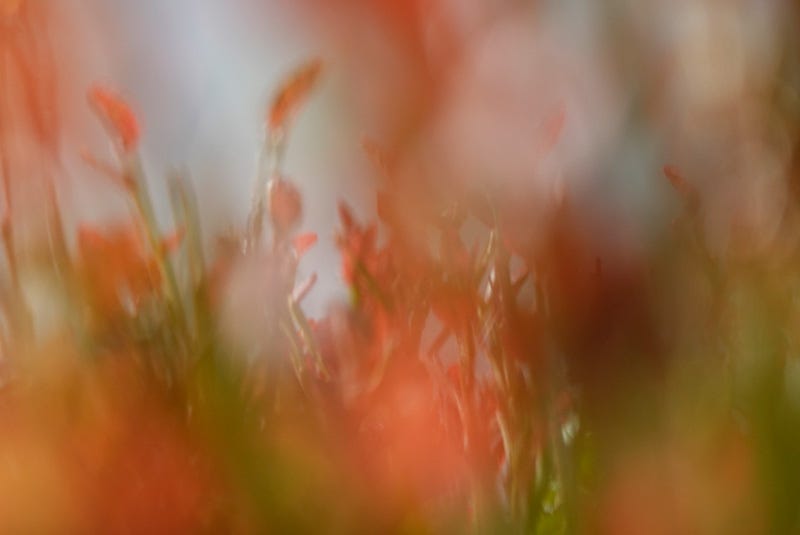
[288,297,329,379]
[246,129,285,248]
[279,318,307,390]
[43,166,71,281]
[168,170,206,341]
[0,154,32,346]
[126,155,189,348]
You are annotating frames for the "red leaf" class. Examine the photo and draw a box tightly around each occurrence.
[88,85,140,152]
[267,59,323,132]
[77,224,159,315]
[293,232,318,258]
[338,201,356,230]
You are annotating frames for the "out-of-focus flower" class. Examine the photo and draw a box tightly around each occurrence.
[88,86,140,152]
[595,432,763,535]
[0,0,22,18]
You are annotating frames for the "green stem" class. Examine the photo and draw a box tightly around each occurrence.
[168,171,206,341]
[127,155,189,347]
[288,297,329,379]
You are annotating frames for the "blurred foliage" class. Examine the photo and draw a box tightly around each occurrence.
[1,0,800,533]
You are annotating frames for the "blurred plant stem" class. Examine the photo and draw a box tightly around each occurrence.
[126,154,190,353]
[247,129,285,249]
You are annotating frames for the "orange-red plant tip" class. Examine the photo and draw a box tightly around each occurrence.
[337,201,355,229]
[267,59,323,132]
[88,85,140,152]
[293,232,318,257]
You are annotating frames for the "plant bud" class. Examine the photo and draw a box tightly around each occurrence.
[268,176,302,234]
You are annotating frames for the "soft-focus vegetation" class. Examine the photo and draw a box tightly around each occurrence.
[2,1,800,533]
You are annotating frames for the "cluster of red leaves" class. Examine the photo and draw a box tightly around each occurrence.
[309,96,684,517]
[314,146,544,503]
[76,224,159,317]
[76,223,184,322]
[0,2,792,526]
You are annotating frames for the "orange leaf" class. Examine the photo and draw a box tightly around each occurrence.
[88,85,140,152]
[293,232,318,258]
[267,59,323,132]
[77,224,159,316]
